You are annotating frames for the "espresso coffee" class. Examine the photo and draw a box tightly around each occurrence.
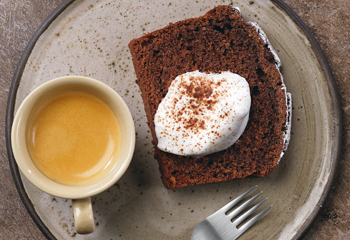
[28,91,121,185]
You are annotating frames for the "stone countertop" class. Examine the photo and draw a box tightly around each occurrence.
[0,0,349,239]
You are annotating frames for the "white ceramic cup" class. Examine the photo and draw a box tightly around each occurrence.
[11,76,135,234]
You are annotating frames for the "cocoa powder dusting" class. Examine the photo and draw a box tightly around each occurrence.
[175,75,223,133]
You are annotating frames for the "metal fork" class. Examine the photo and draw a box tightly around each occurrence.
[191,185,272,240]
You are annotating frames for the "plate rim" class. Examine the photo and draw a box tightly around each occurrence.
[271,1,342,239]
[5,0,75,239]
[5,0,342,239]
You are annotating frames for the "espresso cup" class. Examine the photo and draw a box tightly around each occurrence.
[11,76,135,234]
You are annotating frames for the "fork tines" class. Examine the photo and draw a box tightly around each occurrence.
[209,185,272,237]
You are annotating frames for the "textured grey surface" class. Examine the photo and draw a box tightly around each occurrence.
[0,2,62,239]
[0,0,349,239]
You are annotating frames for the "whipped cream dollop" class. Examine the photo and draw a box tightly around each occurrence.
[154,71,251,158]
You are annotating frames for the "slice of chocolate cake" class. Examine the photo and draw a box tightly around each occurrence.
[128,5,291,189]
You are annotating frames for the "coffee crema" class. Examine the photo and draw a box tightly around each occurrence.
[28,91,121,185]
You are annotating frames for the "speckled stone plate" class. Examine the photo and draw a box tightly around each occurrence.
[6,0,341,239]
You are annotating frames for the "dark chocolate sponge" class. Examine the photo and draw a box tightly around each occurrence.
[128,5,287,189]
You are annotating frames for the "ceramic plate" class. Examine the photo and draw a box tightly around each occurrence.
[6,0,341,239]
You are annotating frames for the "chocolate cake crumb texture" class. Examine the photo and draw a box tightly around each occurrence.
[128,5,287,189]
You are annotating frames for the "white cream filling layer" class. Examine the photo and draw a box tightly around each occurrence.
[245,11,292,161]
[233,7,291,156]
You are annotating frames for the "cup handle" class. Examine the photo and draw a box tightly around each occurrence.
[72,197,95,234]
